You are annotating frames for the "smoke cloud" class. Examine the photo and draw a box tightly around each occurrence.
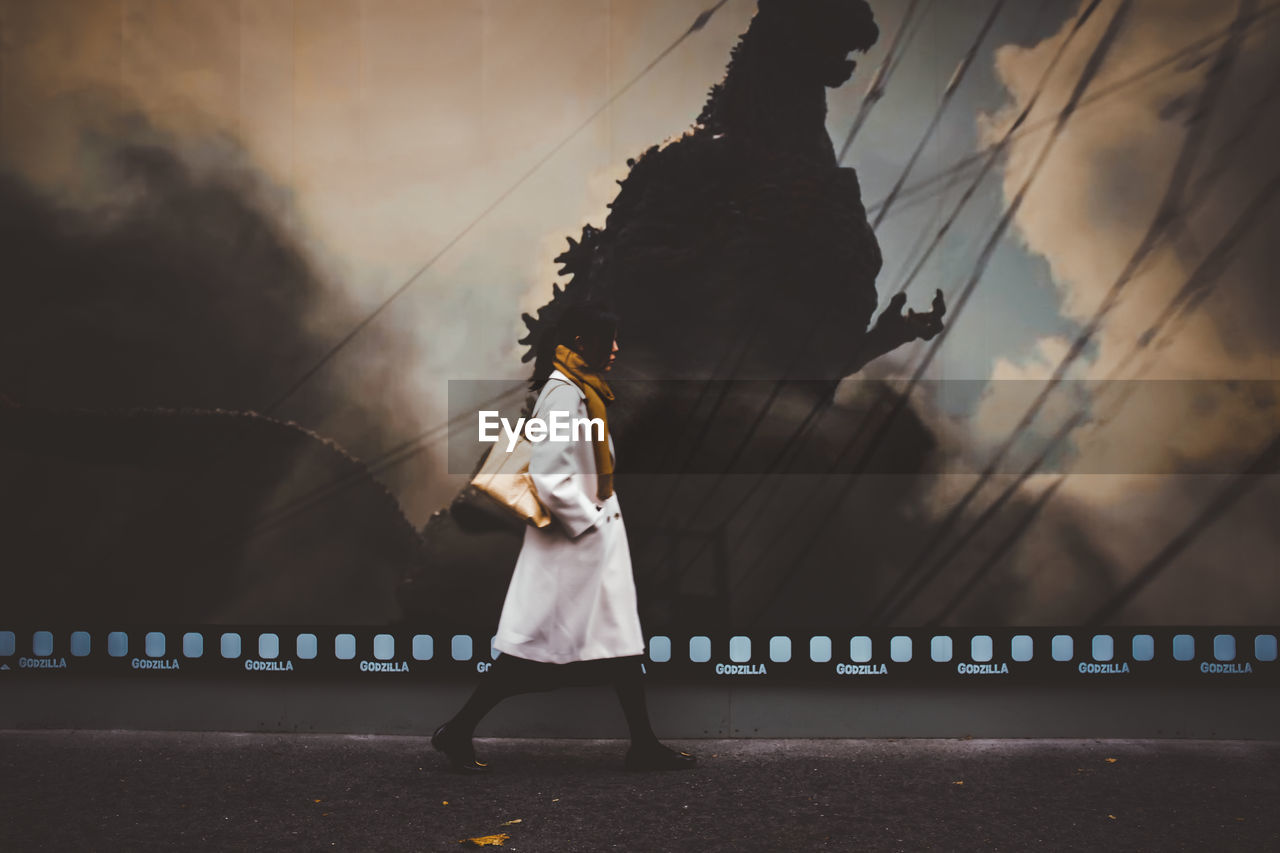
[913,0,1280,625]
[1,105,423,443]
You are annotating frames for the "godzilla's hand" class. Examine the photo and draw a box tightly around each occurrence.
[852,289,947,372]
[874,288,946,346]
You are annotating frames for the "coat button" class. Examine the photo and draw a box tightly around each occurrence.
[614,512,620,519]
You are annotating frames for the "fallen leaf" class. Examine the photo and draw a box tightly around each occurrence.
[953,781,964,786]
[499,819,522,826]
[551,798,559,803]
[313,799,322,803]
[1105,758,1118,764]
[459,833,510,847]
[1108,815,1116,820]
[443,801,449,806]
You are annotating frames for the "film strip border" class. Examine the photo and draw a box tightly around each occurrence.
[1,627,1277,685]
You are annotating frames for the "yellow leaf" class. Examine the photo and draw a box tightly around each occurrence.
[1108,815,1116,820]
[459,833,510,847]
[1105,758,1118,764]
[952,781,964,786]
[500,819,522,826]
[443,801,449,806]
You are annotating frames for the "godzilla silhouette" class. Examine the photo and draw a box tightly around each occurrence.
[400,0,949,633]
[518,0,944,387]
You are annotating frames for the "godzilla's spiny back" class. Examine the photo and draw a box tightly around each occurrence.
[517,1,880,370]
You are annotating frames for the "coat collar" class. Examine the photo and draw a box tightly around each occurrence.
[546,368,585,399]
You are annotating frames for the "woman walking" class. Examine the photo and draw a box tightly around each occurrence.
[432,304,696,773]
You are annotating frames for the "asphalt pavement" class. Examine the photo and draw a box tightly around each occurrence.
[2,731,1278,852]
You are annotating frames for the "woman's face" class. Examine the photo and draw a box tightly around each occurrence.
[601,337,619,372]
[574,334,619,371]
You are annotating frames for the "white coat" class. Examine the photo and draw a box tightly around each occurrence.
[492,369,645,664]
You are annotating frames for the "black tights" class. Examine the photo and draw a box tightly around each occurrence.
[447,654,659,747]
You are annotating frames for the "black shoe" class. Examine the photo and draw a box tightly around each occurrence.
[624,741,697,771]
[431,723,488,773]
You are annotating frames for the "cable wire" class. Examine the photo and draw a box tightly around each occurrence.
[871,0,1008,229]
[864,0,1280,226]
[867,0,1259,625]
[242,381,526,539]
[923,165,1280,624]
[734,0,1133,627]
[1084,430,1280,626]
[837,0,925,163]
[259,0,737,418]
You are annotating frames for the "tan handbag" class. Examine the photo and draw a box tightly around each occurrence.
[469,436,552,528]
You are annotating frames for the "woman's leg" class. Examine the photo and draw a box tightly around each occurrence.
[608,656,696,770]
[608,656,660,747]
[445,654,555,738]
[433,654,557,771]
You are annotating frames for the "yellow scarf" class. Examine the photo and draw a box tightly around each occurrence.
[553,344,614,500]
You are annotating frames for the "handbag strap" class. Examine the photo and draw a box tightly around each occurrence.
[533,376,576,419]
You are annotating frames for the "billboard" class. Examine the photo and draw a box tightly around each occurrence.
[2,0,1277,690]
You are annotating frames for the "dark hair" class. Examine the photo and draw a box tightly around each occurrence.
[530,303,618,389]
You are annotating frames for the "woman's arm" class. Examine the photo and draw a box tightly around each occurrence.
[528,382,606,538]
